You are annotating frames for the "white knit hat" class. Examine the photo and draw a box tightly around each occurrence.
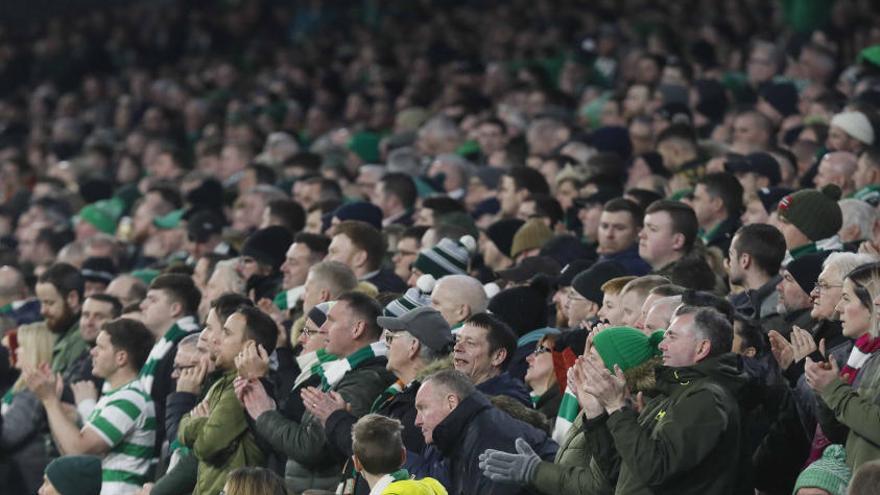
[830,111,875,145]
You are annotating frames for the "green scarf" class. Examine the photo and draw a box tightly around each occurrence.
[370,379,406,412]
[273,286,305,311]
[139,315,200,393]
[316,342,387,391]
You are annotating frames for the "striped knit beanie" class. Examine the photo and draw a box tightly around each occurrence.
[383,281,433,317]
[307,301,336,327]
[412,235,476,280]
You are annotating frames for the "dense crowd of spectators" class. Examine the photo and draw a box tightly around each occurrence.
[4,0,880,494]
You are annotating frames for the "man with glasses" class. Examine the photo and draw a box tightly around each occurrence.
[301,306,454,493]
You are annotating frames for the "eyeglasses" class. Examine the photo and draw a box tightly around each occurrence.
[813,281,843,293]
[301,327,321,338]
[384,331,405,346]
[532,345,552,356]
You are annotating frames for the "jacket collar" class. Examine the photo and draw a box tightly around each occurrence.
[432,392,492,455]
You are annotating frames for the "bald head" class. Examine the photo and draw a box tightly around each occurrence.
[815,151,858,194]
[643,296,682,334]
[431,275,488,326]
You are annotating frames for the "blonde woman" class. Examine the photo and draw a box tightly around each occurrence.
[807,262,880,470]
[1,322,57,494]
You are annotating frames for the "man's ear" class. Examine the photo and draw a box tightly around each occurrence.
[66,290,81,313]
[352,454,364,473]
[399,447,407,467]
[446,392,460,410]
[352,249,368,270]
[115,349,129,369]
[490,347,508,368]
[319,288,331,303]
[840,223,861,243]
[351,320,366,340]
[695,339,712,362]
[169,300,184,319]
[739,252,752,270]
[671,232,686,251]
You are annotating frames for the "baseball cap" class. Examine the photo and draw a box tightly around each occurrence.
[725,152,781,186]
[377,306,453,353]
[187,210,225,243]
[496,256,561,283]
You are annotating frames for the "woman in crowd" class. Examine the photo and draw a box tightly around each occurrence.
[1,322,56,494]
[525,334,561,422]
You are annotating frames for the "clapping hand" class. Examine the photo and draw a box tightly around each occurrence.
[300,387,350,426]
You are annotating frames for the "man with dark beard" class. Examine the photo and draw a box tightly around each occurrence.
[36,263,86,375]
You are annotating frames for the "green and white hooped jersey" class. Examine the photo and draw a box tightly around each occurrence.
[85,379,157,495]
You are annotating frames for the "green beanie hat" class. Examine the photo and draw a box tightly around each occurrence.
[777,184,843,242]
[45,455,102,495]
[76,198,124,235]
[153,209,184,230]
[592,326,664,372]
[792,445,851,495]
[347,131,381,163]
[131,268,160,286]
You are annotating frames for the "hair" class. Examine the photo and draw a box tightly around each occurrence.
[337,291,383,340]
[673,306,733,358]
[668,256,717,292]
[37,262,84,301]
[697,172,744,217]
[149,274,202,316]
[848,459,880,495]
[732,314,767,356]
[86,293,123,318]
[267,199,306,234]
[101,318,156,371]
[381,172,417,210]
[824,253,877,284]
[506,167,550,195]
[424,369,476,400]
[211,292,254,322]
[285,152,322,173]
[839,199,877,241]
[36,226,74,255]
[293,232,331,258]
[334,220,386,272]
[603,198,644,227]
[12,324,57,392]
[845,262,880,337]
[524,194,564,227]
[402,225,430,242]
[625,188,664,210]
[732,224,787,276]
[352,414,405,475]
[178,332,200,351]
[621,275,670,300]
[422,196,464,216]
[386,147,423,176]
[224,467,288,495]
[463,312,518,370]
[656,123,697,149]
[309,261,359,297]
[233,306,279,355]
[601,275,638,295]
[645,200,698,252]
[681,290,735,323]
[649,284,687,297]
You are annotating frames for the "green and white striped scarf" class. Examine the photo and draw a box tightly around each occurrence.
[552,385,580,444]
[0,300,28,314]
[317,342,387,391]
[273,286,305,311]
[139,315,200,393]
[296,348,337,390]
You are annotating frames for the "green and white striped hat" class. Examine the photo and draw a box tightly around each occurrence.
[412,235,476,279]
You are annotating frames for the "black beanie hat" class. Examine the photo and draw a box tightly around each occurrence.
[786,251,832,296]
[486,218,525,258]
[241,226,294,272]
[45,455,102,495]
[81,257,118,284]
[572,260,627,304]
[488,277,551,336]
[556,259,594,287]
[760,81,799,118]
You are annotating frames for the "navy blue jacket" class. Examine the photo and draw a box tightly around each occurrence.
[430,392,558,495]
[598,244,651,276]
[477,372,531,407]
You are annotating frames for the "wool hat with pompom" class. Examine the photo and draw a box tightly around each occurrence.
[777,185,843,242]
[792,445,851,495]
[412,235,476,280]
[592,326,664,372]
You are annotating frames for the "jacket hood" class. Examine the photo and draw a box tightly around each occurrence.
[383,477,448,495]
[656,353,748,395]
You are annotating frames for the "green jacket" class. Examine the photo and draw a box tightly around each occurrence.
[255,355,394,490]
[530,413,613,495]
[51,322,86,374]
[179,370,265,495]
[819,350,880,470]
[593,354,747,495]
